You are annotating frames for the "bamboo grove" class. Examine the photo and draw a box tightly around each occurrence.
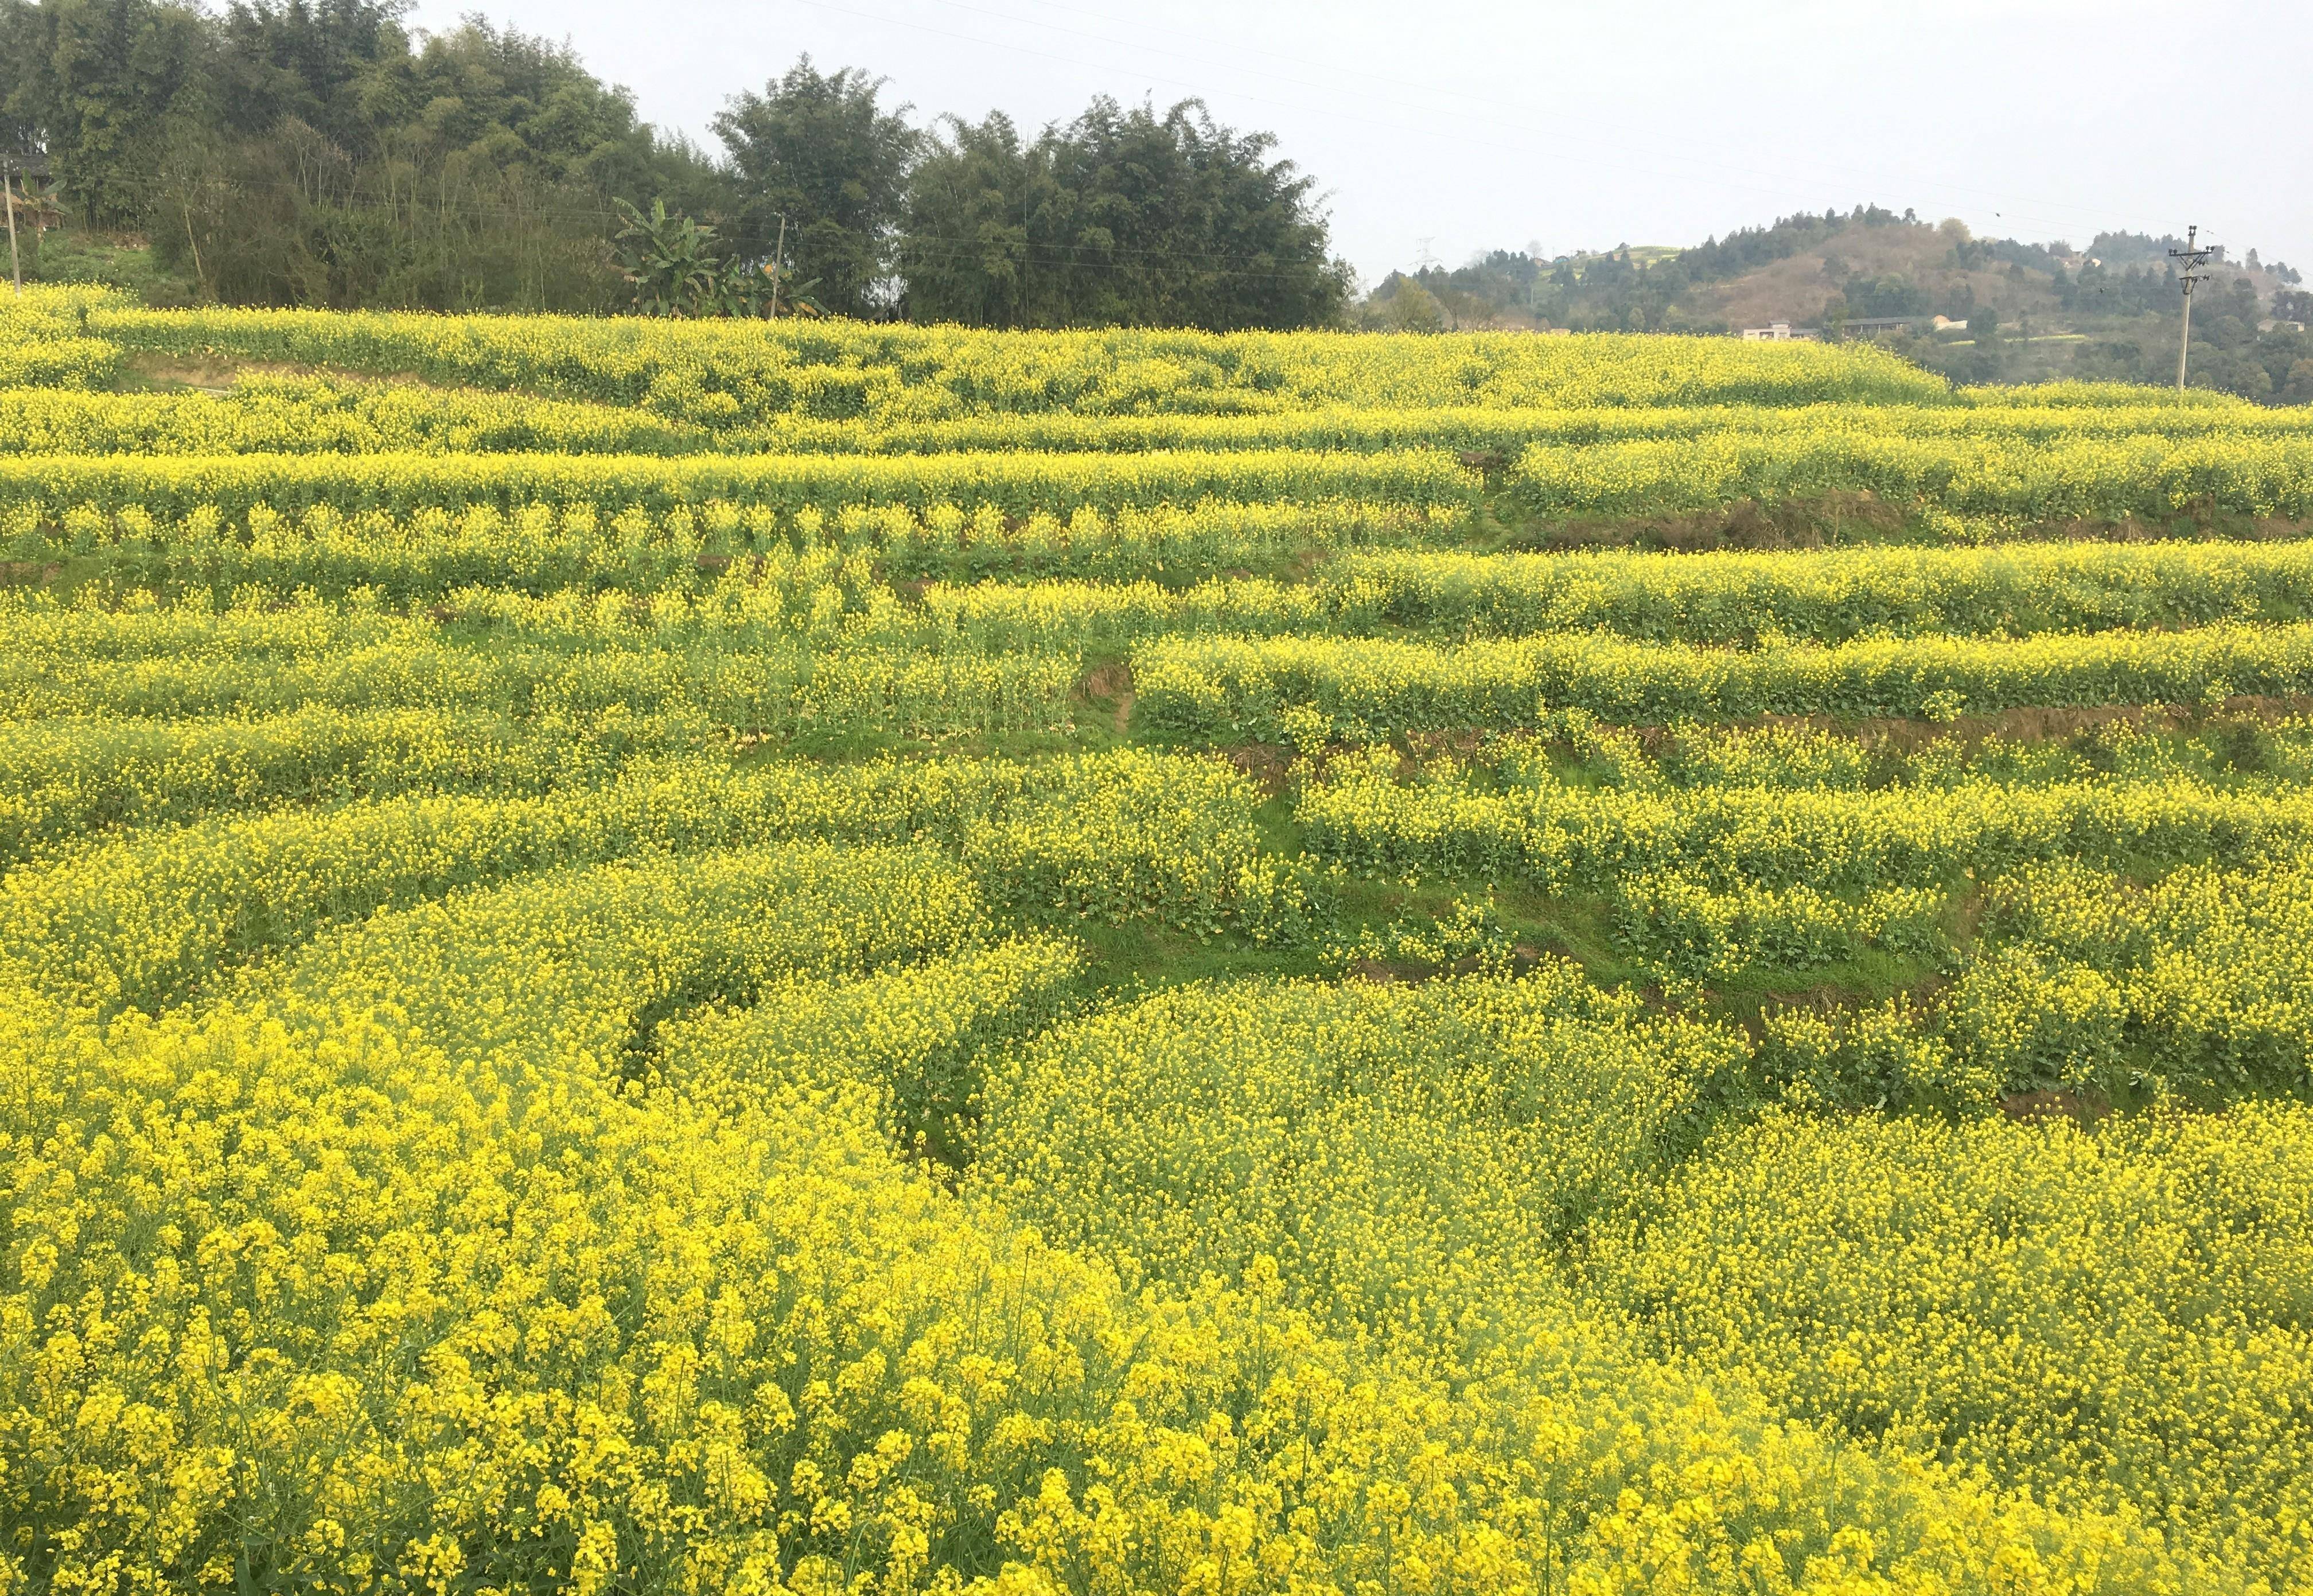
[5,286,2313,1595]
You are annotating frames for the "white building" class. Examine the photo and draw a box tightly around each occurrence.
[1740,322,1819,341]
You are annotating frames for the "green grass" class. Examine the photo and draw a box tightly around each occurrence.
[22,225,197,309]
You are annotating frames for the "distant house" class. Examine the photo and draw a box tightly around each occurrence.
[1930,314,1969,333]
[3,190,60,232]
[3,153,59,232]
[1839,316,1912,340]
[1740,322,1819,341]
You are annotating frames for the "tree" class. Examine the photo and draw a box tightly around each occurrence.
[900,94,1346,329]
[0,0,214,226]
[1045,96,1345,329]
[211,0,407,149]
[897,110,1049,327]
[153,18,717,310]
[613,196,723,315]
[1379,274,1444,333]
[0,0,722,309]
[712,57,914,319]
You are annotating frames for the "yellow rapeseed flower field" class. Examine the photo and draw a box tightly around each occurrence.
[4,290,2312,1594]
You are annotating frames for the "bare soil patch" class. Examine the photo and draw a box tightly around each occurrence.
[1077,660,1135,734]
[1222,742,1295,796]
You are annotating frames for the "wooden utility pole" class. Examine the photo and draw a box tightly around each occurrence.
[2168,225,2217,391]
[768,212,787,318]
[3,157,21,297]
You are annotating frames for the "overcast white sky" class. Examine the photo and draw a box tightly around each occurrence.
[407,0,2311,287]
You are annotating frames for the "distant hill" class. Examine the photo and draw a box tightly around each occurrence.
[1364,208,2313,402]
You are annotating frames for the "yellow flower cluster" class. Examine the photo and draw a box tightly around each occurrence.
[0,702,667,865]
[14,386,2313,464]
[0,590,1076,741]
[894,538,2313,654]
[0,375,718,457]
[0,445,1479,525]
[1946,857,2313,1096]
[756,393,2313,457]
[1295,723,2313,893]
[0,893,2207,1594]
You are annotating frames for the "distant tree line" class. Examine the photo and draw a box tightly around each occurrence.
[0,0,1348,327]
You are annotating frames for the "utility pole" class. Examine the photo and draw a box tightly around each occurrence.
[2168,224,2217,391]
[3,156,21,297]
[767,212,787,319]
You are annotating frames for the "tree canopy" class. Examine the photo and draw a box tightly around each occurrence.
[710,57,915,320]
[901,96,1346,330]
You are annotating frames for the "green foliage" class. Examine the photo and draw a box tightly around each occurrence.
[901,97,1349,331]
[1,2,714,309]
[612,197,791,320]
[710,56,914,320]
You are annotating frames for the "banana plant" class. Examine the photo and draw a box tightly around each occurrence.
[614,197,835,319]
[612,198,725,317]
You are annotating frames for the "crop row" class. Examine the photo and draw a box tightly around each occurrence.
[6,384,2310,461]
[1,749,1309,1015]
[895,540,2313,652]
[0,376,717,457]
[760,398,2313,456]
[14,602,2312,745]
[9,496,1453,594]
[1512,430,2313,521]
[1136,622,2313,737]
[76,297,1956,416]
[0,438,2299,566]
[24,523,2313,661]
[0,446,1478,521]
[2,434,2302,541]
[1296,746,2310,896]
[0,703,688,865]
[0,637,1079,741]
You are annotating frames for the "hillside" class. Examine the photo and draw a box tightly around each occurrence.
[1694,219,2056,329]
[1373,209,2313,402]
